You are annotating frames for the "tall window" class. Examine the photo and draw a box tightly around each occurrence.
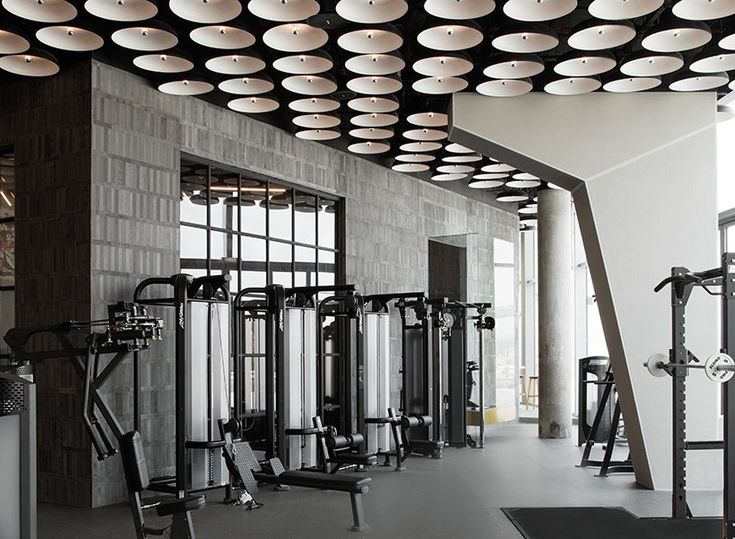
[179,157,341,291]
[0,148,14,356]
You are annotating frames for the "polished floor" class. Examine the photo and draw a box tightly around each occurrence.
[38,423,722,539]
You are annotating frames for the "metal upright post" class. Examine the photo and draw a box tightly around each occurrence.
[173,275,189,498]
[265,286,276,460]
[722,252,735,538]
[355,296,365,439]
[273,286,286,463]
[478,316,485,449]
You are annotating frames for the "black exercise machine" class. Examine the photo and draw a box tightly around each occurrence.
[577,356,613,447]
[312,415,378,473]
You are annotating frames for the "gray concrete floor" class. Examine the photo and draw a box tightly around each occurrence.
[38,423,723,538]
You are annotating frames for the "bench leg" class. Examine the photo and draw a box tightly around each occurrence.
[349,492,369,532]
[170,511,196,539]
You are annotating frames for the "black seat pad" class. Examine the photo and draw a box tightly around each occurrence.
[156,495,206,516]
[333,453,378,466]
[254,470,371,492]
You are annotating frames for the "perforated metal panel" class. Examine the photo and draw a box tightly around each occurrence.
[0,379,24,417]
[232,443,259,494]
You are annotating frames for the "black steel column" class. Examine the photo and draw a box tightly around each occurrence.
[274,286,286,463]
[671,266,690,520]
[173,275,189,498]
[723,253,735,537]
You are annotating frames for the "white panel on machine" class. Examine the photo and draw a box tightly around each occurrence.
[364,312,391,454]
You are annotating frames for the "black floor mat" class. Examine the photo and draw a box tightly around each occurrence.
[502,507,721,539]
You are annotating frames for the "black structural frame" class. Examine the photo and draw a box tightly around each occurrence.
[133,273,230,498]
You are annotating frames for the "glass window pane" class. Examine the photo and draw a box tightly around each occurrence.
[295,246,316,287]
[0,221,14,287]
[242,236,266,262]
[318,200,336,249]
[728,225,735,251]
[241,270,266,289]
[181,162,208,225]
[241,179,267,236]
[318,249,336,280]
[272,272,292,287]
[294,192,317,245]
[210,168,237,230]
[268,183,292,241]
[180,225,207,261]
[210,231,238,274]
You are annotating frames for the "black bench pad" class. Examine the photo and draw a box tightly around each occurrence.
[156,495,205,516]
[254,470,371,492]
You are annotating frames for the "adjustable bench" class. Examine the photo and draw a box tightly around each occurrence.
[313,416,378,473]
[219,418,372,532]
[388,408,444,463]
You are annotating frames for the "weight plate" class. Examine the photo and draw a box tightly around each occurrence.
[704,353,735,383]
[645,353,668,377]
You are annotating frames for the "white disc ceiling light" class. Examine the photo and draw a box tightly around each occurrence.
[690,50,735,73]
[338,27,403,54]
[112,22,178,51]
[395,153,435,162]
[641,21,712,52]
[347,75,403,95]
[403,128,447,141]
[348,141,390,154]
[205,52,266,75]
[36,26,105,51]
[507,172,541,188]
[290,97,340,113]
[483,54,544,79]
[554,52,616,77]
[672,0,735,20]
[477,78,533,96]
[413,54,474,77]
[189,25,255,49]
[346,53,405,75]
[469,174,507,188]
[483,163,515,173]
[273,51,333,74]
[492,25,559,53]
[170,0,241,23]
[619,51,684,76]
[0,48,59,76]
[432,173,466,181]
[336,0,408,23]
[392,163,430,173]
[84,0,157,21]
[248,0,319,21]
[425,0,496,19]
[228,96,280,113]
[349,127,394,139]
[413,76,469,94]
[567,20,636,51]
[400,141,443,152]
[518,203,537,214]
[417,22,483,51]
[351,113,399,127]
[445,143,474,153]
[158,78,214,95]
[669,71,729,91]
[263,24,328,53]
[2,0,77,23]
[218,76,275,95]
[602,75,661,92]
[544,77,601,95]
[496,190,529,202]
[293,114,341,129]
[296,129,341,140]
[134,51,194,72]
[348,95,400,112]
[0,27,30,54]
[503,0,576,21]
[588,0,664,20]
[437,164,475,174]
[407,112,448,127]
[443,154,482,163]
[282,74,338,95]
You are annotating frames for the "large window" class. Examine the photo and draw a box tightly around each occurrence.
[179,157,341,291]
[0,148,14,356]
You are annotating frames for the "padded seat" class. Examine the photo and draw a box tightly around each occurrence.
[156,495,206,517]
[272,471,371,492]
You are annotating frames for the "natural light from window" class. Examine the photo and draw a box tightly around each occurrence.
[718,116,735,213]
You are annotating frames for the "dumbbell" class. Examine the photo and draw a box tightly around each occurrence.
[644,352,735,383]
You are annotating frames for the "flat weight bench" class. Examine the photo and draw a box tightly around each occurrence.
[219,419,372,532]
[313,416,378,474]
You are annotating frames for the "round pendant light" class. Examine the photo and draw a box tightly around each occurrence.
[347,95,400,112]
[520,215,537,227]
[336,0,408,23]
[400,141,443,152]
[545,76,601,95]
[158,78,214,95]
[669,70,728,91]
[469,174,507,188]
[273,50,333,74]
[483,163,515,173]
[492,25,559,53]
[425,0,495,19]
[403,128,448,141]
[672,0,735,21]
[170,0,241,23]
[2,0,77,23]
[602,75,661,92]
[413,53,474,77]
[690,49,735,73]
[477,78,533,96]
[345,53,405,75]
[218,75,275,95]
[503,0,576,21]
[351,113,399,127]
[392,163,430,173]
[263,23,328,53]
[349,127,394,139]
[293,114,341,129]
[588,0,664,20]
[36,25,104,51]
[518,203,537,214]
[295,129,341,140]
[432,173,466,181]
[282,74,338,95]
[496,190,529,202]
[507,172,541,188]
[290,97,341,113]
[0,48,59,76]
[554,51,616,77]
[417,22,483,51]
[483,54,544,79]
[190,25,255,49]
[413,76,469,94]
[641,21,711,53]
[111,22,178,51]
[348,141,390,154]
[443,154,482,163]
[347,75,403,95]
[395,153,435,162]
[84,0,157,21]
[437,164,475,174]
[567,19,636,51]
[205,52,266,75]
[0,26,30,54]
[445,143,474,153]
[248,0,320,21]
[619,51,684,76]
[407,111,448,127]
[133,50,194,72]
[338,27,403,54]
[720,28,735,50]
[228,95,280,113]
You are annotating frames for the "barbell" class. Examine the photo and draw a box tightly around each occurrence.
[644,352,735,383]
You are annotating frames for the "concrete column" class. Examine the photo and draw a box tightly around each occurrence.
[537,189,573,439]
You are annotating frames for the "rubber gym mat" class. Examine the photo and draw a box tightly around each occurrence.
[502,507,721,539]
